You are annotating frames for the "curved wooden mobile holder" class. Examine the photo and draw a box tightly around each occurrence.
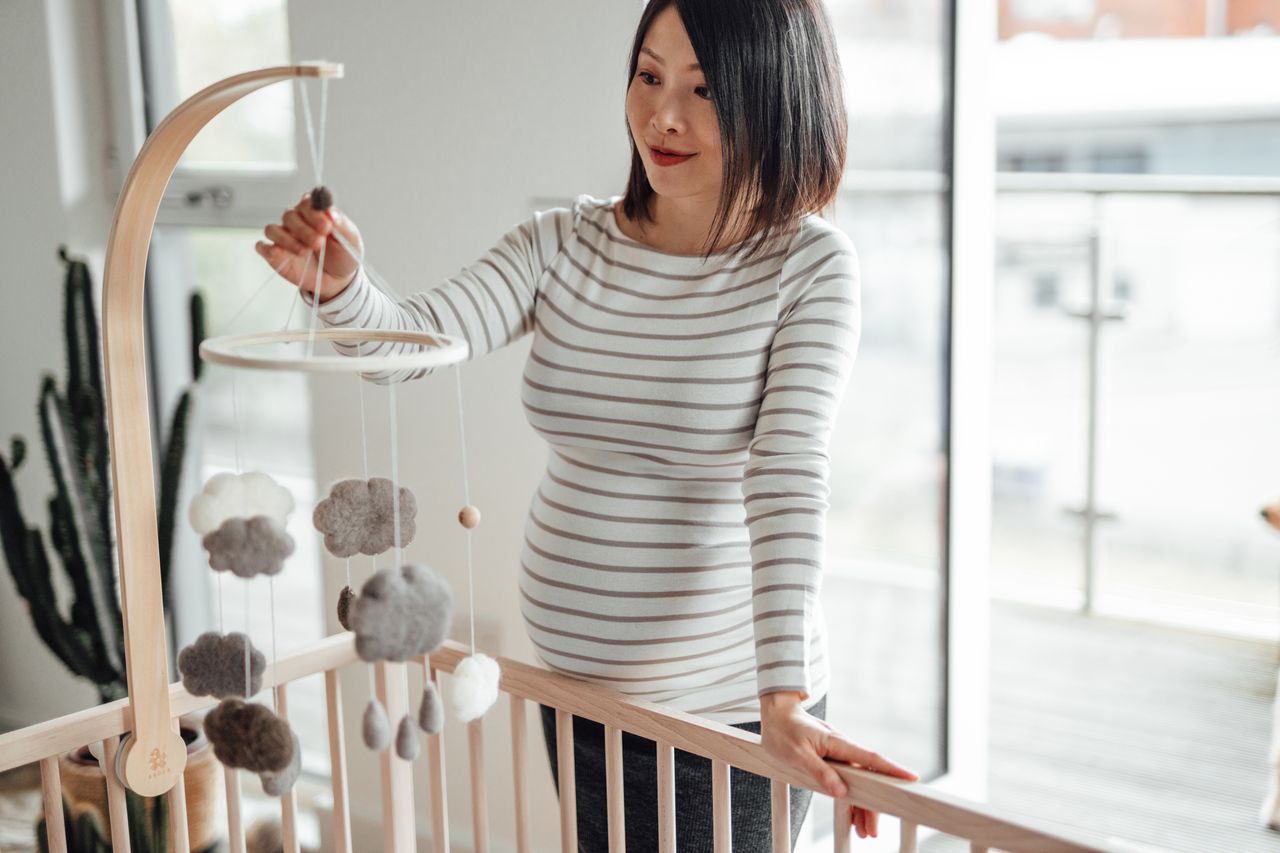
[103,62,343,796]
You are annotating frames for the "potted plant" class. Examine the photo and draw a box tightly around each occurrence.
[0,248,220,851]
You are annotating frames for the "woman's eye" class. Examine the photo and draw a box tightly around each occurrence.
[635,71,711,101]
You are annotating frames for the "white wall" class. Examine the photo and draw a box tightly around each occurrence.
[290,3,641,850]
[0,0,119,728]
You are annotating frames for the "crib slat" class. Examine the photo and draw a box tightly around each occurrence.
[38,756,66,853]
[899,819,918,853]
[426,665,451,853]
[468,718,490,853]
[276,684,300,853]
[604,724,625,853]
[224,766,245,853]
[509,694,530,853]
[656,742,675,853]
[711,759,730,853]
[376,661,416,852]
[324,669,352,853]
[555,709,577,853]
[102,736,132,853]
[770,778,789,853]
[834,797,851,853]
[167,763,191,853]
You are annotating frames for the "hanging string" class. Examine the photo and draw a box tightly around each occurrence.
[269,576,278,713]
[223,256,292,334]
[280,252,314,333]
[306,240,328,357]
[244,580,251,699]
[388,383,403,569]
[453,366,476,656]
[316,77,330,180]
[297,77,321,187]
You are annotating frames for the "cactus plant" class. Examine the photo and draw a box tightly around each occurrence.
[0,248,204,703]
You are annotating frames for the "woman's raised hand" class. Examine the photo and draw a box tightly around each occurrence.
[255,190,365,302]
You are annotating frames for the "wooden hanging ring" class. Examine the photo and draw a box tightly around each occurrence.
[199,328,469,374]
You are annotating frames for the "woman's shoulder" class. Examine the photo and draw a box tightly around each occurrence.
[790,212,858,262]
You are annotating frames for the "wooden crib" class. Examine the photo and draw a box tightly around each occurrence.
[0,63,1130,853]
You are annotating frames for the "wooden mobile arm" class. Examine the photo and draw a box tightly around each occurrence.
[103,62,342,796]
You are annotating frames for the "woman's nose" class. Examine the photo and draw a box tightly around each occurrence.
[650,91,688,136]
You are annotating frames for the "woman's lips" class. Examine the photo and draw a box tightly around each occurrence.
[649,146,695,167]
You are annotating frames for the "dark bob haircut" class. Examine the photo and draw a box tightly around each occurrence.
[620,0,848,263]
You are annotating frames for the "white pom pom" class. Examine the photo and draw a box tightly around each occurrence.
[448,654,500,722]
[189,471,295,535]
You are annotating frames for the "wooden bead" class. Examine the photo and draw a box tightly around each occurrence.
[458,505,481,529]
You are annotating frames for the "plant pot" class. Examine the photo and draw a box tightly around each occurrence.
[47,715,224,852]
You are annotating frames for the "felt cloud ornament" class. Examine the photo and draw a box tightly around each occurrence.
[189,471,294,535]
[260,730,302,797]
[395,715,420,761]
[336,585,355,631]
[417,680,444,735]
[449,653,500,723]
[204,698,294,774]
[363,699,391,751]
[178,631,264,698]
[204,516,294,578]
[350,563,453,663]
[313,477,417,558]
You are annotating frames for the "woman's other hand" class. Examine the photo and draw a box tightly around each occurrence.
[759,691,919,840]
[255,191,364,302]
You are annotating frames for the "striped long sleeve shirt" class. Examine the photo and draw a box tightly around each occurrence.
[303,193,861,724]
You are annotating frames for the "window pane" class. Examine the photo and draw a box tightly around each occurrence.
[154,226,326,776]
[144,0,295,169]
[996,1,1280,177]
[811,3,953,844]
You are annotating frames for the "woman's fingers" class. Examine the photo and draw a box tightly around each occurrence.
[283,208,324,252]
[824,734,919,782]
[264,223,307,256]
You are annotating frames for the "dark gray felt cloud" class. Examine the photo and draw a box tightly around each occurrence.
[203,515,294,578]
[313,477,417,558]
[350,562,452,663]
[178,631,264,699]
[204,698,294,773]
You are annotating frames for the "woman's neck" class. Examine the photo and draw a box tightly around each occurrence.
[614,194,753,256]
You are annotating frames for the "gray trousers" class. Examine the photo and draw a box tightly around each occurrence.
[539,695,827,852]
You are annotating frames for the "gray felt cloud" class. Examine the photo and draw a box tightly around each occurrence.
[204,698,294,773]
[350,562,453,663]
[178,631,265,699]
[313,478,417,558]
[260,730,302,796]
[203,515,294,578]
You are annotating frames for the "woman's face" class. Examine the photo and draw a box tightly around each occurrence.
[626,4,722,207]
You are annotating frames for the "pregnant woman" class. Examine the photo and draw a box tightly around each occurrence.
[257,1,918,848]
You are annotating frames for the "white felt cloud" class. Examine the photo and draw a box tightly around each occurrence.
[189,471,295,536]
[449,654,500,723]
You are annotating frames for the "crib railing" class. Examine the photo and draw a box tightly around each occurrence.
[0,633,1132,853]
